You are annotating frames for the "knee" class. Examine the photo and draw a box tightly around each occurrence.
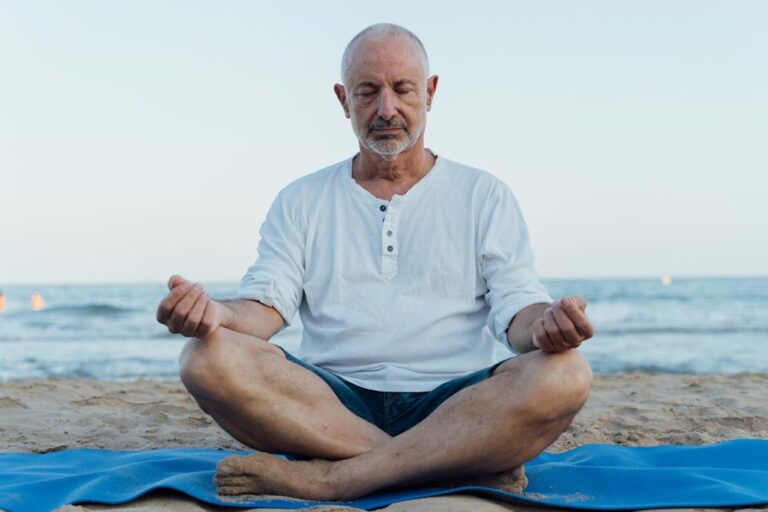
[550,349,593,394]
[179,334,222,398]
[521,349,593,420]
[178,329,282,400]
[178,336,211,393]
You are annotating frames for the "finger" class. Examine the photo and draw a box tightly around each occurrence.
[156,281,194,324]
[570,295,587,311]
[167,274,187,291]
[544,309,569,352]
[531,318,543,348]
[198,300,221,338]
[539,331,558,353]
[560,297,595,339]
[533,318,556,353]
[551,305,582,347]
[181,292,209,337]
[168,284,204,333]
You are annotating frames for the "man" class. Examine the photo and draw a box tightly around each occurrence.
[157,23,594,500]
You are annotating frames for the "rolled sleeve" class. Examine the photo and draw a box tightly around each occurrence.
[479,181,552,347]
[236,188,306,327]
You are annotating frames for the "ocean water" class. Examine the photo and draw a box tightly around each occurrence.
[0,278,766,381]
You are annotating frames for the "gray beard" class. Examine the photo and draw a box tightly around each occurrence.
[356,121,425,157]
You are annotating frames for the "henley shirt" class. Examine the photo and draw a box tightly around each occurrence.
[236,152,553,392]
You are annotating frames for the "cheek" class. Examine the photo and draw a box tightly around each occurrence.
[401,97,426,114]
[350,105,375,124]
[402,106,425,126]
[348,111,371,133]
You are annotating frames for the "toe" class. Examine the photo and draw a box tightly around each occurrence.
[217,485,245,496]
[214,475,249,487]
[216,455,246,475]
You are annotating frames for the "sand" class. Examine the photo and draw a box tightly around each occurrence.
[2,373,768,511]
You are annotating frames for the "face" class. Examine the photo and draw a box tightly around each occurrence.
[335,36,438,158]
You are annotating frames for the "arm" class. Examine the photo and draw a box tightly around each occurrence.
[218,298,284,341]
[477,180,554,347]
[506,302,549,354]
[158,187,305,341]
[156,275,285,341]
[507,296,595,354]
[476,180,595,353]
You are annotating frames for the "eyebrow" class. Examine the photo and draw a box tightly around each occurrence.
[353,79,418,91]
[353,81,379,91]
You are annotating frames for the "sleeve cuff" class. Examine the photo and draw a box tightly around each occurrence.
[235,281,295,328]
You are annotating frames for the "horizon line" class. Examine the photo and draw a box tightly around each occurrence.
[2,273,767,287]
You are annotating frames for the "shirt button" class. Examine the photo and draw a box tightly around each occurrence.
[380,205,387,212]
[386,230,392,236]
[387,245,394,252]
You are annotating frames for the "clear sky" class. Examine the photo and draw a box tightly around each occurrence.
[1,1,766,284]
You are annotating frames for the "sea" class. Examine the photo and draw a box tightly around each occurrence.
[0,277,766,381]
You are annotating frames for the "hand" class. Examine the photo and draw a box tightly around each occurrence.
[156,275,224,338]
[531,295,594,353]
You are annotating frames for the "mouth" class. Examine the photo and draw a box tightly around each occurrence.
[371,127,404,133]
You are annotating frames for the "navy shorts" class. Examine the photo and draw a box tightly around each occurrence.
[277,346,510,437]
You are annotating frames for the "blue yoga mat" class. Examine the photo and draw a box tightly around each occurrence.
[1,439,767,511]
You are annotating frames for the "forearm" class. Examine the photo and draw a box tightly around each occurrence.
[218,299,285,341]
[506,302,550,353]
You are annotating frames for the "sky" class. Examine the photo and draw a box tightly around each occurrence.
[1,0,766,284]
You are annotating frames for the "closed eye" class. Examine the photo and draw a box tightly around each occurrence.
[394,79,417,94]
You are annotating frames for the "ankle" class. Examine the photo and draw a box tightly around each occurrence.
[322,459,358,500]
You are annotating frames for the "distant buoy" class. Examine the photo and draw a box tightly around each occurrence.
[0,292,5,313]
[29,290,45,311]
[661,274,672,286]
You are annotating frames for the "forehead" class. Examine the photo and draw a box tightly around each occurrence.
[345,36,426,86]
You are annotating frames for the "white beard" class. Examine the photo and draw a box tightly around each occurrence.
[353,116,426,157]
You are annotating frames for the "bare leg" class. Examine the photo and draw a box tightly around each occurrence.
[215,349,592,500]
[179,327,391,460]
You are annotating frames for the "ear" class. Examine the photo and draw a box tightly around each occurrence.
[425,75,439,112]
[333,83,350,118]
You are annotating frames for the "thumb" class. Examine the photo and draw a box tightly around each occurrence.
[167,274,187,291]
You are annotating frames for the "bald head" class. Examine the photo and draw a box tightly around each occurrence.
[340,23,430,87]
[334,23,438,159]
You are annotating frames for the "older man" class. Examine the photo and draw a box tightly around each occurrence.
[157,23,594,500]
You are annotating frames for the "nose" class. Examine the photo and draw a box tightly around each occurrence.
[376,88,398,120]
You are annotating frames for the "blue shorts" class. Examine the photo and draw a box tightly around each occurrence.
[277,346,509,437]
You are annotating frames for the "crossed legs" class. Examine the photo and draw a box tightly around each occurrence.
[179,327,593,500]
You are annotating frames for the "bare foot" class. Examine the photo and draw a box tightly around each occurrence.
[215,452,342,500]
[437,465,528,494]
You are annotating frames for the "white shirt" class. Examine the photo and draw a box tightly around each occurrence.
[236,153,553,392]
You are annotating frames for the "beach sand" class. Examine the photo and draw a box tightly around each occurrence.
[2,373,768,512]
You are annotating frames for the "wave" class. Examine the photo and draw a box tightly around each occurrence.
[0,332,178,343]
[596,326,768,336]
[9,304,139,316]
[589,294,768,304]
[591,364,698,375]
[590,293,702,302]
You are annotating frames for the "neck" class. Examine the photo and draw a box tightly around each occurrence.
[352,142,435,184]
